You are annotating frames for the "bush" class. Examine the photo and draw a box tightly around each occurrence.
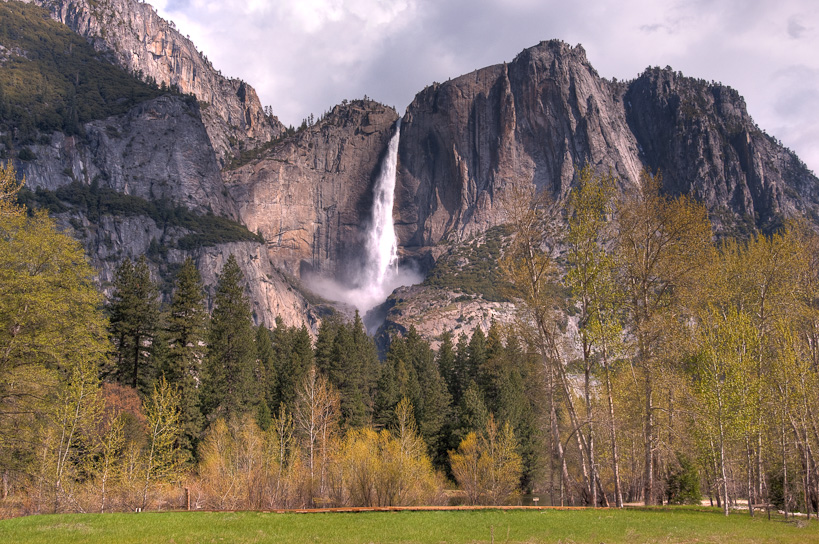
[17,147,36,161]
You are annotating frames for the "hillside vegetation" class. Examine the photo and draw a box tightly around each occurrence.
[18,181,264,250]
[0,1,166,149]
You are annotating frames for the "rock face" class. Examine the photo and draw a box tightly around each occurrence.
[9,3,819,342]
[226,101,400,280]
[395,40,819,250]
[21,95,236,218]
[67,212,317,329]
[28,0,284,161]
[395,41,643,249]
[625,67,818,232]
[377,284,518,350]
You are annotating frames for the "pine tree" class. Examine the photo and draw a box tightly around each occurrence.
[436,331,456,397]
[275,322,313,412]
[314,312,380,428]
[201,255,260,421]
[457,381,489,442]
[351,311,380,419]
[329,319,366,427]
[465,327,486,390]
[314,314,340,375]
[107,256,160,396]
[256,324,277,413]
[450,333,471,405]
[161,258,207,453]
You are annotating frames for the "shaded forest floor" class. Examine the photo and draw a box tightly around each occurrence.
[1,506,818,543]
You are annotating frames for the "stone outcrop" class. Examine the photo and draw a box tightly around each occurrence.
[67,212,317,330]
[28,0,284,162]
[21,95,236,218]
[395,40,819,250]
[625,67,818,232]
[225,100,400,280]
[376,284,518,350]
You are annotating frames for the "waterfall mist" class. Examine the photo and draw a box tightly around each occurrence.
[306,119,422,320]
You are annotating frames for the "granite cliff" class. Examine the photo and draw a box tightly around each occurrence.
[26,0,284,162]
[16,92,316,328]
[385,40,819,339]
[395,41,818,252]
[225,100,400,281]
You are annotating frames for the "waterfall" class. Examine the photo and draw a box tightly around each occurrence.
[304,118,420,319]
[361,119,401,288]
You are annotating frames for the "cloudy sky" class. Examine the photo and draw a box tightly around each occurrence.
[153,0,819,173]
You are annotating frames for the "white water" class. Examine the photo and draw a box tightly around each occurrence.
[306,120,421,316]
[362,119,401,287]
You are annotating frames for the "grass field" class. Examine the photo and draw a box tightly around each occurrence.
[1,507,817,544]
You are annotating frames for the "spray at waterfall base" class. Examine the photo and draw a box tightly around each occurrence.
[303,119,422,326]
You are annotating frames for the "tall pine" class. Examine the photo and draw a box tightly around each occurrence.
[107,256,160,396]
[201,255,260,421]
[161,258,207,453]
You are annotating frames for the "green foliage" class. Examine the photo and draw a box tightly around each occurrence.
[0,169,109,509]
[202,255,262,421]
[160,258,207,454]
[423,226,514,302]
[315,312,380,428]
[106,256,160,397]
[0,2,165,144]
[665,454,702,505]
[270,320,314,414]
[378,327,451,467]
[224,134,291,170]
[19,181,264,248]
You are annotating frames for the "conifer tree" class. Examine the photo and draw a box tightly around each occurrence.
[275,322,313,412]
[201,255,260,421]
[449,333,471,405]
[161,258,207,453]
[108,256,160,396]
[351,311,380,419]
[256,324,277,413]
[466,327,487,388]
[436,331,457,398]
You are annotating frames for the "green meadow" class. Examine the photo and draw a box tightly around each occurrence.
[1,507,817,544]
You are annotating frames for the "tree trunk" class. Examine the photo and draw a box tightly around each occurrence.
[746,435,754,517]
[582,333,599,508]
[718,414,729,516]
[643,366,654,505]
[599,338,623,508]
[782,417,789,519]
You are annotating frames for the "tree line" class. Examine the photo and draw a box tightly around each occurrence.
[2,160,819,517]
[0,160,529,513]
[500,165,819,516]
